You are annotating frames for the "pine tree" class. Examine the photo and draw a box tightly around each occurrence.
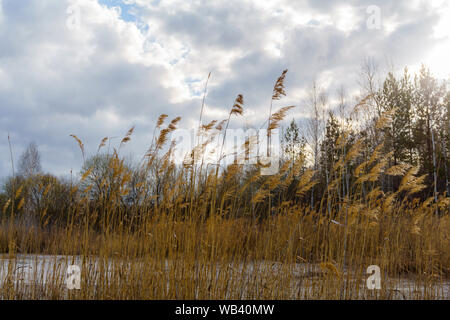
[283,118,306,165]
[412,65,447,196]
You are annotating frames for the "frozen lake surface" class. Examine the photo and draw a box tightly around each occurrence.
[1,254,448,299]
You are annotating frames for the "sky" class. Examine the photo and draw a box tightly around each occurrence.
[0,0,449,178]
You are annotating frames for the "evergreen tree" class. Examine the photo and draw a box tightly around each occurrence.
[283,118,307,165]
[412,65,447,194]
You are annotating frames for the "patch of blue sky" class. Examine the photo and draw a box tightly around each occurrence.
[98,0,140,24]
[98,0,152,33]
[169,49,190,66]
[186,78,203,97]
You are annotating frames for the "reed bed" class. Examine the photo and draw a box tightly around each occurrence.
[0,71,449,300]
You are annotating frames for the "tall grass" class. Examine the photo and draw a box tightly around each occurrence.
[0,72,449,300]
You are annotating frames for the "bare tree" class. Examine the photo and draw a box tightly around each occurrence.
[357,57,383,123]
[18,142,42,178]
[303,81,327,207]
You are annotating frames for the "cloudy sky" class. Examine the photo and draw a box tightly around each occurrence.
[0,0,449,178]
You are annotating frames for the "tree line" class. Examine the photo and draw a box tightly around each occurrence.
[282,64,449,206]
[1,63,448,230]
